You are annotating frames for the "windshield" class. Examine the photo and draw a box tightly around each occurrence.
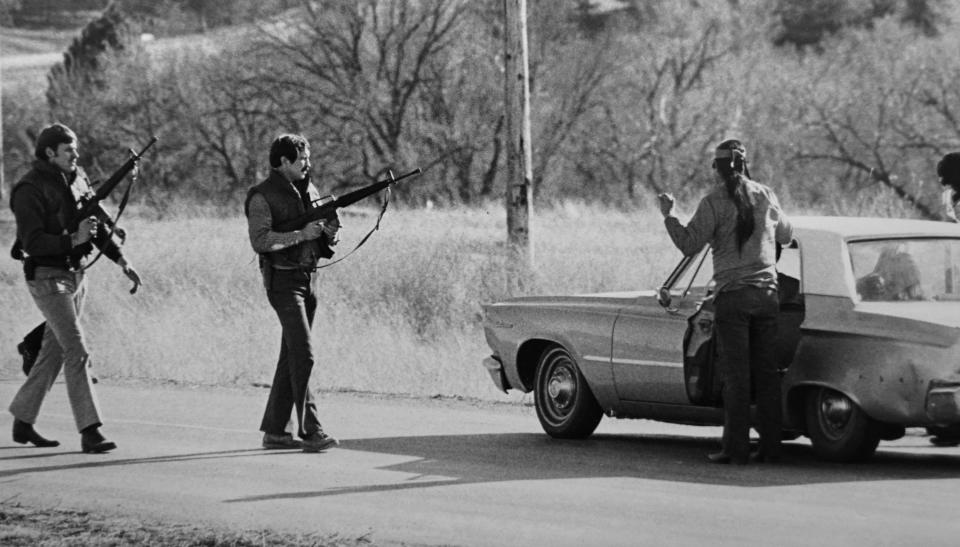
[849,238,960,302]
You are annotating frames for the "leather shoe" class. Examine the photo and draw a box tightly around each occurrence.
[81,428,117,453]
[262,432,303,449]
[707,451,747,465]
[302,431,338,453]
[12,419,60,447]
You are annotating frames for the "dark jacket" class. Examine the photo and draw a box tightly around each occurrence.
[10,159,122,276]
[244,171,325,269]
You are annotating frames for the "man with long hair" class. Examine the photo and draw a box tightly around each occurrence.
[657,139,793,464]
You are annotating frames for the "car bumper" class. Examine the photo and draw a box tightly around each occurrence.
[926,379,960,424]
[482,355,509,393]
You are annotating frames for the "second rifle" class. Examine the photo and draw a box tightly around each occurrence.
[276,168,422,232]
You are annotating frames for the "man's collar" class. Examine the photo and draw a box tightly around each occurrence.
[33,159,74,181]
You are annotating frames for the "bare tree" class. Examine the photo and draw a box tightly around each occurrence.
[793,22,958,220]
[252,0,470,195]
[566,7,736,203]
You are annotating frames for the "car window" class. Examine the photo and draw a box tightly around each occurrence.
[670,247,714,300]
[667,242,802,296]
[849,238,960,301]
[778,244,801,280]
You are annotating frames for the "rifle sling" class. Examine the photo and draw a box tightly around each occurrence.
[81,169,137,272]
[315,186,391,270]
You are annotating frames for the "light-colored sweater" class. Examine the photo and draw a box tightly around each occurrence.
[664,178,793,292]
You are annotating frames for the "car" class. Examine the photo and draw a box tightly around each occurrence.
[481,216,960,462]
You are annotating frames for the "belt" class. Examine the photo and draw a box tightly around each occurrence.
[268,266,319,276]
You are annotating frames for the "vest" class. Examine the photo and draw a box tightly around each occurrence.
[245,171,325,269]
[10,160,99,274]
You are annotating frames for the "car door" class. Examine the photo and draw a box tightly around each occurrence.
[611,248,715,403]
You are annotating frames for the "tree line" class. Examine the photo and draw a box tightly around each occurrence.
[2,0,958,219]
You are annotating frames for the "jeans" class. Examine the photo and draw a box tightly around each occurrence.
[714,285,781,460]
[9,267,102,432]
[259,268,323,438]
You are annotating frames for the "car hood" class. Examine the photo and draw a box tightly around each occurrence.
[855,302,960,329]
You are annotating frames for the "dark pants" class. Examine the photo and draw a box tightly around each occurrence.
[714,285,781,461]
[260,268,322,438]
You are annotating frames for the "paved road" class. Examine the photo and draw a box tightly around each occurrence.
[2,380,960,546]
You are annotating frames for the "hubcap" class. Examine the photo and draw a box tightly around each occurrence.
[547,366,575,411]
[819,391,854,439]
[540,354,579,424]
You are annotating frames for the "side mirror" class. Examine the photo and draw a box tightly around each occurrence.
[657,286,672,308]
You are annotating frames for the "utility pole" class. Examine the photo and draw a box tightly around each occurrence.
[0,54,5,202]
[503,0,534,282]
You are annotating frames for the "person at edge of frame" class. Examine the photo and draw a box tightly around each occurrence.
[8,122,142,453]
[938,152,960,223]
[243,133,342,453]
[657,138,793,465]
[925,152,960,447]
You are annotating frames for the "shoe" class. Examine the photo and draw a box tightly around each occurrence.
[707,451,747,465]
[302,432,338,452]
[12,419,60,447]
[930,436,960,447]
[17,341,37,377]
[81,427,117,453]
[750,451,781,463]
[262,432,303,449]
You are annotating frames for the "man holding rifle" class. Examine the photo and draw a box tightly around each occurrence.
[244,133,341,453]
[8,123,142,453]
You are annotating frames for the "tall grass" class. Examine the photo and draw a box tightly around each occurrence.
[0,203,674,400]
[0,199,880,400]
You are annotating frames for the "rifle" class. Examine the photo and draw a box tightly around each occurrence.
[73,136,158,230]
[276,167,422,232]
[11,136,158,261]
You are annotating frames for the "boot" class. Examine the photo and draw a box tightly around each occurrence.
[81,425,117,453]
[12,419,60,447]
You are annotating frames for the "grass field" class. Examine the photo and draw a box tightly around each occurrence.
[0,203,680,401]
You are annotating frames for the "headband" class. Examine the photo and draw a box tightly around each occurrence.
[714,148,745,160]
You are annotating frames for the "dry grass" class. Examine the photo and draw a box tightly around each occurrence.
[1,200,889,399]
[0,203,676,399]
[0,500,370,546]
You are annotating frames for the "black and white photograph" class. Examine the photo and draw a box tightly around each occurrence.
[2,1,960,545]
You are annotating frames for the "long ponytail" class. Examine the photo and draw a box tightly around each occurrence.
[714,139,754,252]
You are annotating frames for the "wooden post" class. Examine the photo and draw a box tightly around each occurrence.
[0,59,4,202]
[503,0,534,283]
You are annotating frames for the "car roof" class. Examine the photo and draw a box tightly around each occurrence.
[790,216,960,299]
[792,216,960,239]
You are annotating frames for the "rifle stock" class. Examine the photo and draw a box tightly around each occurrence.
[276,167,422,232]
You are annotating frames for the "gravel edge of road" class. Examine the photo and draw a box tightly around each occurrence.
[0,500,376,547]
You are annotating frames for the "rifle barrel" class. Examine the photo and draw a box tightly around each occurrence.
[94,136,158,201]
[275,167,422,232]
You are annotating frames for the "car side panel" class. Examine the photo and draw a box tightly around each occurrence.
[610,296,695,404]
[483,301,621,409]
[785,295,960,425]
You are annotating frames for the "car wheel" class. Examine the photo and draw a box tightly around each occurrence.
[805,387,881,462]
[926,424,960,446]
[534,345,602,439]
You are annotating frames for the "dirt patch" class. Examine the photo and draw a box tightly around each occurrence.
[0,500,372,547]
